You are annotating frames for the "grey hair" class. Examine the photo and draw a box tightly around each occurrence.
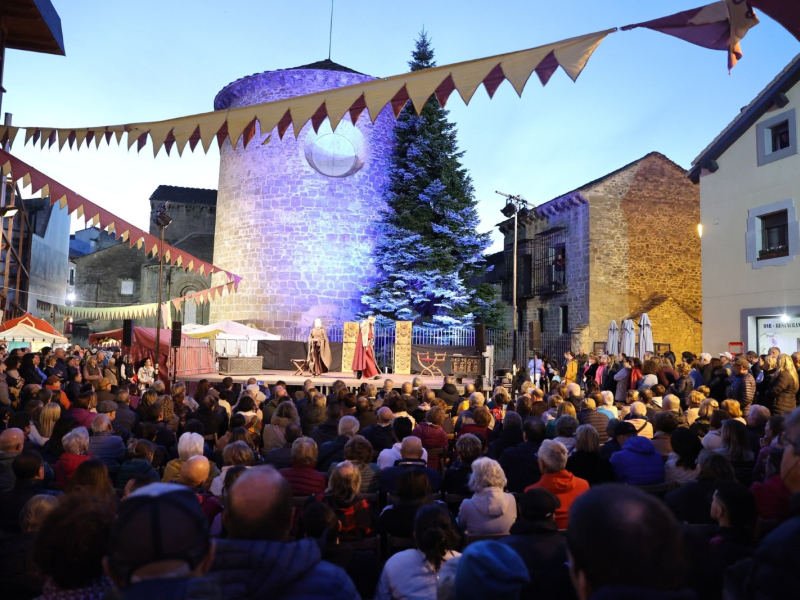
[171,381,187,395]
[20,494,59,533]
[313,393,327,407]
[62,427,89,454]
[177,432,205,462]
[90,414,112,434]
[600,391,615,407]
[469,392,486,407]
[338,415,360,438]
[468,457,507,492]
[291,436,318,466]
[662,395,679,411]
[747,404,771,426]
[630,401,647,417]
[412,376,424,388]
[152,380,166,394]
[538,439,568,473]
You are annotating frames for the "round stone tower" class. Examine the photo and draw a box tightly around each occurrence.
[210,60,395,338]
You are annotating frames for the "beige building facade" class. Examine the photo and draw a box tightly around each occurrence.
[690,54,800,356]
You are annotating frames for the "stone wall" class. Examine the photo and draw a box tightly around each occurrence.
[503,152,702,356]
[210,67,395,338]
[148,202,217,246]
[647,297,703,356]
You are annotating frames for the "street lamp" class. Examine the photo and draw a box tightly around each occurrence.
[153,202,172,376]
[496,191,530,378]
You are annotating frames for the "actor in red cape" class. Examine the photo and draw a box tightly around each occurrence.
[352,316,380,379]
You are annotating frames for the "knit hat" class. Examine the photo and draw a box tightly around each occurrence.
[455,540,530,600]
[519,488,561,521]
[97,400,118,414]
[107,483,210,584]
[613,421,637,437]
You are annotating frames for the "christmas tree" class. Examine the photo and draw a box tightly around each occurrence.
[361,31,496,328]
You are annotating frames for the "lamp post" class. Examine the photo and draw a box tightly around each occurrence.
[497,191,530,378]
[153,202,172,376]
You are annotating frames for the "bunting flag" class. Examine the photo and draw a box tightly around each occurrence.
[621,0,759,70]
[0,29,614,156]
[0,148,242,287]
[37,280,233,322]
[750,0,800,42]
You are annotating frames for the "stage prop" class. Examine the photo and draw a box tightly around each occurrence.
[342,322,358,374]
[411,345,481,377]
[218,356,264,375]
[394,321,412,374]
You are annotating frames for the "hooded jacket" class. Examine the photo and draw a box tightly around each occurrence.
[457,487,517,534]
[609,437,665,485]
[435,383,460,406]
[208,537,358,600]
[526,471,590,529]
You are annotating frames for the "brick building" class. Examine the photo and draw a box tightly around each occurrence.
[71,186,216,344]
[498,152,702,360]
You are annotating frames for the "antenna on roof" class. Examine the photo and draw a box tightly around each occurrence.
[328,0,334,60]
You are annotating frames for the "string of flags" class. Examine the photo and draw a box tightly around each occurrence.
[0,0,794,157]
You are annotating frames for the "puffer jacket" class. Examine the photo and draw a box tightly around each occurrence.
[208,538,358,600]
[457,487,517,535]
[763,370,798,415]
[609,436,664,485]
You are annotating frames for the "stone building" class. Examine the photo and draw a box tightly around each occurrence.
[498,152,702,359]
[210,60,395,338]
[70,185,216,344]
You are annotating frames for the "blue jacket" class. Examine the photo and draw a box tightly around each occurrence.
[88,431,127,469]
[208,537,359,600]
[609,437,664,485]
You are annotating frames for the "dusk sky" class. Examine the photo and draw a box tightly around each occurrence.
[6,0,799,252]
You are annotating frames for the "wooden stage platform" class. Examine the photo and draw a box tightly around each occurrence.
[177,370,473,393]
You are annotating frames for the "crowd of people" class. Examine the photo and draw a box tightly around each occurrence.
[0,343,799,599]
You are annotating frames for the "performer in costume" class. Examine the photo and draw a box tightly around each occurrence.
[306,318,332,376]
[352,315,380,379]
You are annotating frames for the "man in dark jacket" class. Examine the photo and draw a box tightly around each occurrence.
[576,398,609,443]
[310,403,342,447]
[300,393,327,436]
[499,418,545,493]
[189,395,225,441]
[264,423,301,470]
[353,397,377,431]
[361,407,395,453]
[210,466,359,599]
[501,489,576,600]
[316,416,359,473]
[435,377,460,407]
[0,451,60,533]
[567,484,698,599]
[112,390,140,432]
[609,436,664,485]
[728,358,756,412]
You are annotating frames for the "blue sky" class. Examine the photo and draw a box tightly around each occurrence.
[5,0,799,252]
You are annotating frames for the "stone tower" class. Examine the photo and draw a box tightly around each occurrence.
[210,60,395,338]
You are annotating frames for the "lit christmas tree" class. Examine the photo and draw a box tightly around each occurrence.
[361,31,496,327]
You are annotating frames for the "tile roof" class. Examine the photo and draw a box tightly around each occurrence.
[149,185,217,206]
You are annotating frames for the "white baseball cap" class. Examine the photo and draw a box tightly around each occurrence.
[719,352,733,360]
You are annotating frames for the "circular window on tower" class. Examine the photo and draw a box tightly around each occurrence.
[304,119,366,178]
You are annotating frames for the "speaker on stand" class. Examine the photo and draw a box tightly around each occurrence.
[170,322,182,385]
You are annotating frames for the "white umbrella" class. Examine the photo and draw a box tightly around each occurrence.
[638,313,654,361]
[606,321,619,356]
[620,319,636,357]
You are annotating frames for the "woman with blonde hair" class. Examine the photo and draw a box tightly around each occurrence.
[545,401,576,438]
[690,398,719,438]
[37,402,61,440]
[542,393,563,423]
[261,401,300,451]
[763,353,799,415]
[684,390,705,426]
[720,399,746,424]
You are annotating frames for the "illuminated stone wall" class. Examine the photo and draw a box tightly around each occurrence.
[210,64,395,338]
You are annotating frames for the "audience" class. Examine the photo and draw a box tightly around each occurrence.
[1,354,799,600]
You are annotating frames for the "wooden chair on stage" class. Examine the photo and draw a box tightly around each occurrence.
[291,358,309,376]
[416,351,446,377]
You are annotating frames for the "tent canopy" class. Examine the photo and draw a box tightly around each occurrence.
[183,320,279,341]
[0,314,62,336]
[0,322,67,344]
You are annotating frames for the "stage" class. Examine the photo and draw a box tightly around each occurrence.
[177,370,473,394]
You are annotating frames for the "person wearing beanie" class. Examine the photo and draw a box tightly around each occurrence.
[454,540,530,600]
[103,483,221,598]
